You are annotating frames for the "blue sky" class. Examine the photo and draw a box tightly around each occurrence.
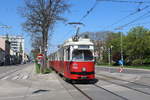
[0,0,150,54]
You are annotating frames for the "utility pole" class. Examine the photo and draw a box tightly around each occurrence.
[120,32,124,66]
[110,45,113,64]
[108,48,111,65]
[108,45,113,72]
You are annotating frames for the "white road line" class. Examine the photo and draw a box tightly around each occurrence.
[12,76,19,80]
[1,76,9,80]
[22,75,29,80]
[0,70,16,76]
[0,93,46,99]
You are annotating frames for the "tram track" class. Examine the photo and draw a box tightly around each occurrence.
[54,69,150,100]
[56,72,130,100]
[96,73,150,88]
[93,84,128,100]
[96,74,150,96]
[71,84,93,100]
[54,71,93,100]
[71,83,129,100]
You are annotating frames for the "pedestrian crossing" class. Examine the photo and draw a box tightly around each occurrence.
[1,74,29,80]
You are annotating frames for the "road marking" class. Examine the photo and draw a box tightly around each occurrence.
[12,76,19,80]
[1,76,9,80]
[0,70,16,76]
[22,75,29,79]
[0,93,48,99]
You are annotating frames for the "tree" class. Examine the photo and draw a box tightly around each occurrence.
[20,0,69,72]
[125,26,150,65]
[31,49,40,59]
[80,31,113,64]
[105,32,125,64]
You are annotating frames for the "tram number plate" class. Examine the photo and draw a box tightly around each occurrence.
[81,76,87,79]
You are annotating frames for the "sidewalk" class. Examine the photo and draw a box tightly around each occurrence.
[0,64,74,100]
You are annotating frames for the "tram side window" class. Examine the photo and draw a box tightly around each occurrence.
[65,48,70,61]
[68,48,70,60]
[59,49,63,61]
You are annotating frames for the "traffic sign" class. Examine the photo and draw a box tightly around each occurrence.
[37,54,44,59]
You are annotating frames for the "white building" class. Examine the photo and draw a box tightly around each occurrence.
[0,35,25,62]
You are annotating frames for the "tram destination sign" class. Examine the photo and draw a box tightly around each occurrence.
[78,45,89,49]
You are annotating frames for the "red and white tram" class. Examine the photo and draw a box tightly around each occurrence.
[49,36,95,80]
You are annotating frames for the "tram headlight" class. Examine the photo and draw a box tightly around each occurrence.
[82,67,86,72]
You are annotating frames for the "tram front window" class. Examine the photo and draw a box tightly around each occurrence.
[72,50,93,61]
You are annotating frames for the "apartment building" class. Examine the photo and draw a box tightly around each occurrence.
[0,37,11,65]
[0,35,25,63]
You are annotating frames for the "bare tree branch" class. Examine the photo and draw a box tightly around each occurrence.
[20,0,69,72]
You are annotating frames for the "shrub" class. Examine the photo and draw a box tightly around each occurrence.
[132,59,142,65]
[42,68,52,74]
[143,58,150,64]
[35,63,41,73]
[35,61,52,74]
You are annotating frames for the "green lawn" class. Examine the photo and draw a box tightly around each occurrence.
[124,65,150,70]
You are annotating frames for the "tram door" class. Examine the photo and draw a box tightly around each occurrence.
[59,48,63,73]
[64,47,70,76]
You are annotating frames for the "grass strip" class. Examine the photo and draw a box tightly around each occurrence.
[97,64,150,70]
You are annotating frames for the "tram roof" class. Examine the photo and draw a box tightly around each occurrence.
[63,37,93,47]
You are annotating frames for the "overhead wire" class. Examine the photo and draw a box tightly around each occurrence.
[103,5,150,29]
[58,0,150,48]
[121,21,150,28]
[57,0,99,49]
[58,0,98,43]
[114,10,150,30]
[97,0,150,4]
[80,0,150,31]
[80,0,99,22]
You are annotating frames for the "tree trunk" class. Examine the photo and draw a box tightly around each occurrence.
[41,28,48,73]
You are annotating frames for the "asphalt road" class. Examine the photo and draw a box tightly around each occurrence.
[1,64,150,100]
[0,64,30,75]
